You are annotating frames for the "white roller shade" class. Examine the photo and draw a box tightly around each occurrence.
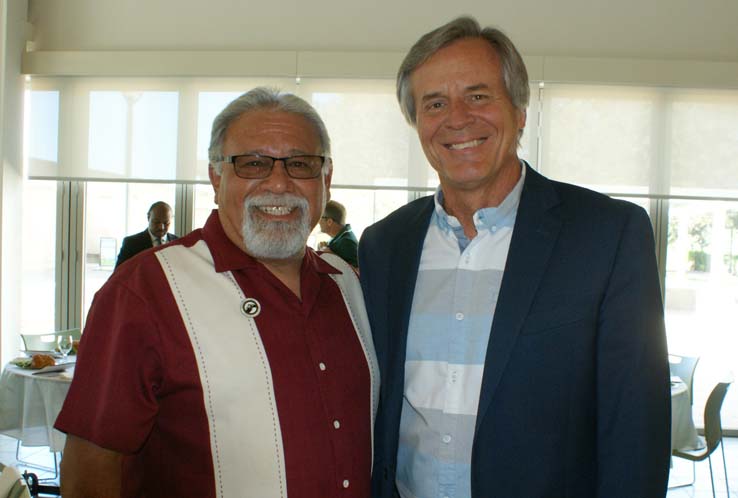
[539,84,738,198]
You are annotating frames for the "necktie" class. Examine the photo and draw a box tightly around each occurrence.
[155,237,163,246]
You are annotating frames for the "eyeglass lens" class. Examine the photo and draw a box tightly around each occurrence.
[232,154,324,179]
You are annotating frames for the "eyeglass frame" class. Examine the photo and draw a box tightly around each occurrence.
[219,153,330,180]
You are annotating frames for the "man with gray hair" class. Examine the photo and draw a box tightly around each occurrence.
[359,16,670,498]
[56,87,378,498]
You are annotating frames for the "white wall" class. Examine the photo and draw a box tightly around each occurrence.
[1,0,29,366]
[24,0,738,61]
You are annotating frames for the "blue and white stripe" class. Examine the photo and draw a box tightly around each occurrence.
[396,166,525,498]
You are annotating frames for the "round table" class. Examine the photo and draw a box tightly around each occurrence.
[670,376,702,452]
[0,363,73,452]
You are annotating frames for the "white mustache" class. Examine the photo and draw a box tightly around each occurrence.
[245,193,308,211]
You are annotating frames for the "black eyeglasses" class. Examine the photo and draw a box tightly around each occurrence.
[221,154,328,179]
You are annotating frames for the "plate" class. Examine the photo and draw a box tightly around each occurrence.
[11,356,76,373]
[32,360,75,375]
[20,350,64,358]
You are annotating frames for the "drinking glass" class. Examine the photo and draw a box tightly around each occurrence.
[57,335,74,359]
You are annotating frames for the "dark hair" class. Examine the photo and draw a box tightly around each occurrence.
[397,16,529,126]
[147,201,172,217]
[322,200,347,225]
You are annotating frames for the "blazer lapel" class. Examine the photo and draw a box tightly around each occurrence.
[382,198,434,395]
[475,166,563,430]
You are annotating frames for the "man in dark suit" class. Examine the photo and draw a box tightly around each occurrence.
[359,16,671,498]
[115,201,178,269]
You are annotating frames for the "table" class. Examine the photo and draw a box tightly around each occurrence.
[0,363,73,453]
[671,376,702,452]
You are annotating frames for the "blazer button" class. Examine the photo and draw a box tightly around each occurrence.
[383,466,389,480]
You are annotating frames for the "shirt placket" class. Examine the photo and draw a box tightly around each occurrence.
[437,249,473,498]
[302,306,355,495]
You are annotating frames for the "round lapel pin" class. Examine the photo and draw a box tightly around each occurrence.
[241,298,261,317]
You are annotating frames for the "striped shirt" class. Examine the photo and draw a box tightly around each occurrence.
[396,166,525,498]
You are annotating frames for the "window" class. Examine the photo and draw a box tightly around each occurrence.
[20,180,58,335]
[665,201,738,428]
[19,76,738,429]
[83,182,176,320]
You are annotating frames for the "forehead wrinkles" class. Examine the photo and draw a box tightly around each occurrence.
[224,111,320,154]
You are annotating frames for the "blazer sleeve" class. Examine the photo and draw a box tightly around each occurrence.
[115,237,136,269]
[595,205,671,497]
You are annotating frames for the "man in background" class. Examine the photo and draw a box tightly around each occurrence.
[319,200,358,268]
[359,16,671,498]
[56,87,377,498]
[115,201,178,269]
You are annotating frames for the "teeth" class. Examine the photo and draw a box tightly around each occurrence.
[258,206,293,215]
[448,138,485,150]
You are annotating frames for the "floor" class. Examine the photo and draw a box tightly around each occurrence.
[667,436,738,497]
[0,434,736,497]
[0,435,60,495]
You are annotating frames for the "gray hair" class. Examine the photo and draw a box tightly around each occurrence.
[208,87,331,175]
[397,16,530,126]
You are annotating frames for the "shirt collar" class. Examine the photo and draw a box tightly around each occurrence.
[432,161,526,239]
[330,224,352,240]
[201,210,340,275]
[148,230,164,243]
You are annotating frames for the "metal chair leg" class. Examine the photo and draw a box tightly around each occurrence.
[666,459,697,490]
[14,440,59,478]
[707,454,715,498]
[719,441,729,496]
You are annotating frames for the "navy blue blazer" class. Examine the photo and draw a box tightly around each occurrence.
[115,229,178,269]
[359,165,671,498]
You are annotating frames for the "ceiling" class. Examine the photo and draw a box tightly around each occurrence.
[27,0,738,62]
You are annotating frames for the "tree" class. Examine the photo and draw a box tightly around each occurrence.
[688,214,712,272]
[726,210,738,275]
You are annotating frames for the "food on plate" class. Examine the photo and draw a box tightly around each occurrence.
[30,353,56,369]
[11,357,32,368]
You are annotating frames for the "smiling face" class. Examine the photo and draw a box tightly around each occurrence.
[208,109,332,260]
[411,37,526,205]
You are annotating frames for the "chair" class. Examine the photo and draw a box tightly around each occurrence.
[672,381,732,498]
[669,354,700,404]
[20,328,81,352]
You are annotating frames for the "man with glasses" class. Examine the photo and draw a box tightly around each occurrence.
[359,16,670,498]
[56,87,378,498]
[115,201,178,269]
[319,200,359,268]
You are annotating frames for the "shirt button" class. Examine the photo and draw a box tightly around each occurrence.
[319,362,326,371]
[342,479,350,488]
[442,434,452,443]
[455,312,464,321]
[333,420,341,429]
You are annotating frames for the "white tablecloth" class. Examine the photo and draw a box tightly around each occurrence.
[671,376,702,452]
[0,363,73,452]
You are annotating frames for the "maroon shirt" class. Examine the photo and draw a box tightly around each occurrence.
[56,211,371,497]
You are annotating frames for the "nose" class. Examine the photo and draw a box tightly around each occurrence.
[261,160,292,193]
[446,99,474,129]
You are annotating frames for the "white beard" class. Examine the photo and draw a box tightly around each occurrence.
[241,193,311,260]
